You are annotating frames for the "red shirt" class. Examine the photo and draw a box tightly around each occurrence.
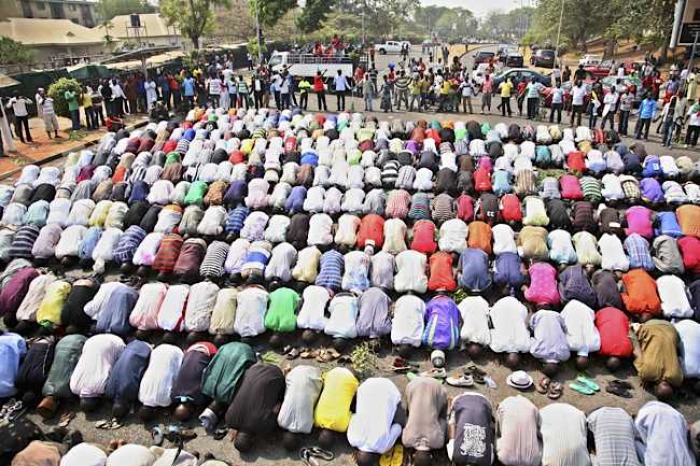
[679,236,700,273]
[229,150,246,165]
[566,151,586,174]
[595,307,633,357]
[473,167,492,193]
[428,252,457,292]
[357,214,385,249]
[313,75,325,93]
[456,195,475,221]
[500,194,523,223]
[411,220,437,254]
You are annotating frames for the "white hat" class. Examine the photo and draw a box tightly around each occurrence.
[506,371,533,390]
[430,350,446,368]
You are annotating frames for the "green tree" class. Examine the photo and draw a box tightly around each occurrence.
[296,0,334,34]
[414,5,450,36]
[0,37,34,68]
[47,78,81,118]
[161,0,229,50]
[97,0,154,21]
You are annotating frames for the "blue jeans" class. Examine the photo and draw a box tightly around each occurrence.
[70,109,80,130]
[618,110,629,135]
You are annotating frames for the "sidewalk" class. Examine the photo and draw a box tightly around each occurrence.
[0,114,149,180]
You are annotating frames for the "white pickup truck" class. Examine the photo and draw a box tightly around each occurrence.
[268,51,354,82]
[578,54,603,67]
[374,40,411,54]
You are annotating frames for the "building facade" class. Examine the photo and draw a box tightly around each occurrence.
[0,0,97,27]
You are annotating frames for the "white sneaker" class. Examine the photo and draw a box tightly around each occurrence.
[419,367,447,379]
[446,374,475,387]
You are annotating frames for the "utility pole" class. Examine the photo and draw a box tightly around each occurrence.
[554,0,565,67]
[254,0,263,65]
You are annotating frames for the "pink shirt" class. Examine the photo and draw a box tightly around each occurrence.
[625,206,653,239]
[524,262,560,306]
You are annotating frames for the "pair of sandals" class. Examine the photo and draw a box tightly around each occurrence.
[568,376,601,396]
[284,347,342,363]
[95,418,123,430]
[606,379,633,398]
[299,447,334,466]
[536,377,563,399]
[151,424,198,447]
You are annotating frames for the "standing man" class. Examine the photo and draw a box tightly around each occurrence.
[570,80,586,127]
[110,78,126,116]
[497,76,512,116]
[279,71,291,110]
[549,82,563,124]
[182,74,196,110]
[333,69,350,111]
[313,71,328,111]
[81,85,97,130]
[525,78,542,120]
[600,88,619,130]
[247,52,254,71]
[36,89,60,139]
[685,100,700,148]
[552,65,561,87]
[481,73,493,114]
[64,87,80,131]
[635,93,656,140]
[157,73,170,109]
[251,72,265,110]
[362,76,376,112]
[394,71,410,111]
[144,76,158,113]
[6,91,33,143]
[298,78,311,110]
[562,65,571,83]
[458,78,475,114]
[618,88,634,135]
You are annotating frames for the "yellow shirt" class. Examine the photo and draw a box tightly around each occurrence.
[37,280,71,325]
[441,81,450,95]
[82,93,93,107]
[314,367,359,432]
[500,81,514,98]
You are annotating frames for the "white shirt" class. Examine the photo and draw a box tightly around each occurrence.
[138,344,183,407]
[233,286,269,337]
[657,275,693,319]
[547,229,577,264]
[458,296,491,345]
[489,296,531,353]
[394,250,428,293]
[383,218,407,254]
[598,233,630,271]
[342,188,366,213]
[674,319,700,378]
[635,401,696,466]
[265,242,297,282]
[540,404,591,466]
[324,294,358,339]
[391,295,425,347]
[308,213,334,246]
[304,186,325,213]
[601,174,624,200]
[334,74,350,92]
[438,218,468,253]
[265,215,291,243]
[297,285,330,330]
[560,300,601,357]
[571,85,587,106]
[7,97,30,117]
[277,365,323,434]
[413,168,434,191]
[492,224,517,255]
[347,378,402,454]
[157,284,189,331]
[60,443,107,466]
[184,281,219,332]
[335,214,360,246]
[70,334,125,398]
[573,231,602,266]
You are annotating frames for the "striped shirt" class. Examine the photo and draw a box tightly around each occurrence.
[431,193,455,224]
[315,250,344,291]
[620,176,641,201]
[112,225,147,264]
[9,224,40,259]
[395,166,416,190]
[363,189,386,216]
[515,169,537,196]
[539,177,561,199]
[408,192,432,221]
[386,190,411,219]
[225,206,249,235]
[624,234,654,271]
[587,407,642,466]
[199,240,230,278]
[580,176,602,203]
[381,160,400,187]
[152,233,183,272]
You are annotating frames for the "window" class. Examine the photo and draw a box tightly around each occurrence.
[35,2,46,10]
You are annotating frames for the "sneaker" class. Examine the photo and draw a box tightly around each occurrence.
[446,374,474,387]
[419,367,447,378]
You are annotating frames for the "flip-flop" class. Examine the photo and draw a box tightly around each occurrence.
[547,381,563,399]
[95,420,112,430]
[606,383,633,398]
[58,412,75,428]
[568,382,595,395]
[299,448,312,466]
[109,419,123,430]
[536,377,550,395]
[151,425,165,446]
[286,348,301,360]
[446,374,475,387]
[576,376,600,392]
[307,447,334,461]
[300,349,318,359]
[610,379,633,390]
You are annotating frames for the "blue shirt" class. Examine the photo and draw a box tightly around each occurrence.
[225,206,249,234]
[183,78,195,97]
[315,250,344,291]
[624,234,654,271]
[0,333,27,398]
[639,98,656,119]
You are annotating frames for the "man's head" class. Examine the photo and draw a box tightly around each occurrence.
[318,429,335,449]
[355,451,380,466]
[337,70,342,75]
[412,451,432,466]
[656,381,674,400]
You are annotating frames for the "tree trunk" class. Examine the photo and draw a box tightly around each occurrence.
[191,35,200,50]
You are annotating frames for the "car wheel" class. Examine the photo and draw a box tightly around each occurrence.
[379,49,386,55]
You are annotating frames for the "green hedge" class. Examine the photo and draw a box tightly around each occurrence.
[47,77,82,118]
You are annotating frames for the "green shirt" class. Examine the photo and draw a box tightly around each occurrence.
[264,287,300,333]
[64,90,78,111]
[298,81,312,94]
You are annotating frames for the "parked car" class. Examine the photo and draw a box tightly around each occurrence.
[473,51,495,69]
[578,54,603,67]
[505,52,524,68]
[530,49,556,68]
[491,68,551,88]
[375,41,411,54]
[584,60,616,78]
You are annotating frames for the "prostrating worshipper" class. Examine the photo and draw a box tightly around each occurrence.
[586,407,642,466]
[208,288,238,346]
[391,294,426,358]
[560,300,601,370]
[347,378,404,466]
[15,336,55,406]
[523,262,560,307]
[264,287,300,349]
[296,285,330,344]
[314,367,360,450]
[232,284,269,341]
[105,444,157,466]
[14,272,56,334]
[59,442,108,466]
[529,309,570,377]
[673,319,700,394]
[457,248,492,293]
[199,342,256,433]
[11,440,62,466]
[595,306,633,372]
[0,266,38,328]
[495,395,541,466]
[401,377,447,466]
[36,279,71,332]
[635,401,696,466]
[632,319,683,399]
[137,343,183,422]
[104,339,151,420]
[324,292,359,351]
[277,365,323,451]
[129,282,168,339]
[422,294,460,351]
[539,403,591,466]
[355,286,392,341]
[0,332,27,400]
[446,392,494,466]
[173,238,207,284]
[557,264,596,309]
[488,296,531,369]
[183,280,220,344]
[61,278,100,335]
[458,296,490,358]
[225,363,286,453]
[69,334,125,412]
[37,334,86,419]
[172,341,218,421]
[591,270,623,310]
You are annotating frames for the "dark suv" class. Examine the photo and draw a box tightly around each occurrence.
[530,49,556,68]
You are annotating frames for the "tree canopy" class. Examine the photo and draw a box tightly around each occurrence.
[160,0,229,49]
[97,0,154,21]
[0,37,34,67]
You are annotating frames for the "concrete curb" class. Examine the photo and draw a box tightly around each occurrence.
[0,119,150,181]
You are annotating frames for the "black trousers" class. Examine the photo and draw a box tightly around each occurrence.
[549,103,562,123]
[14,115,31,142]
[635,118,651,140]
[254,91,264,110]
[686,125,700,146]
[336,91,346,111]
[317,91,327,111]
